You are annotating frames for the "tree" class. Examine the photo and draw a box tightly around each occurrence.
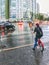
[44,17,49,21]
[35,14,44,20]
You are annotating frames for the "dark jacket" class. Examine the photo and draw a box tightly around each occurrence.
[34,26,43,38]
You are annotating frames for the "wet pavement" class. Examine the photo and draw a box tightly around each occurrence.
[0,23,33,49]
[0,24,49,65]
[0,24,49,49]
[0,45,49,65]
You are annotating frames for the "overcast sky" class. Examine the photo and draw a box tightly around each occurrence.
[37,0,49,14]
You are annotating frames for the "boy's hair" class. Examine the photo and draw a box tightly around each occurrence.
[36,23,39,27]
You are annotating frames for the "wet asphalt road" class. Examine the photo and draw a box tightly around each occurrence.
[0,24,49,49]
[0,45,49,65]
[0,23,33,49]
[0,24,49,65]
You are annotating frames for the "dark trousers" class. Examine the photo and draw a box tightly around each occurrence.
[34,38,38,48]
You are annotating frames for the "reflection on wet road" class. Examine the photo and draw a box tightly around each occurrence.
[5,34,32,48]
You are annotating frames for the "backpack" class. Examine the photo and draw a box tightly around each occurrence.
[37,27,43,38]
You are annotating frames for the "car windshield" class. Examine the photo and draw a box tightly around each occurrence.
[4,22,12,25]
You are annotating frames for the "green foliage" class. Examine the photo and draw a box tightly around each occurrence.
[30,12,44,20]
[35,14,44,20]
[44,17,49,21]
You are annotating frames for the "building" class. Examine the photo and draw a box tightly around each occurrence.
[0,0,35,21]
[10,0,33,20]
[0,0,5,20]
[32,0,36,14]
[9,0,16,19]
[32,0,36,20]
[23,0,33,19]
[36,3,40,14]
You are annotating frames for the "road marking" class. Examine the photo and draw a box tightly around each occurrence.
[0,43,33,52]
[0,45,49,52]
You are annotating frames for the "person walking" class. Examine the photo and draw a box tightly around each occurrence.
[32,23,44,52]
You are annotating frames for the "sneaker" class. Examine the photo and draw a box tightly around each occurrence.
[32,48,35,50]
[41,48,44,52]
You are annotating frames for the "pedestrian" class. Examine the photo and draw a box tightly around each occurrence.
[32,23,44,52]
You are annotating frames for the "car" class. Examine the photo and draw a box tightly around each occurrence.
[0,21,15,31]
[4,21,15,31]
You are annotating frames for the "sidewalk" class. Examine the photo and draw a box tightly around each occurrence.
[0,45,49,65]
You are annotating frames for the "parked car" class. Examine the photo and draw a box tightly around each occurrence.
[4,22,15,31]
[0,21,15,31]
